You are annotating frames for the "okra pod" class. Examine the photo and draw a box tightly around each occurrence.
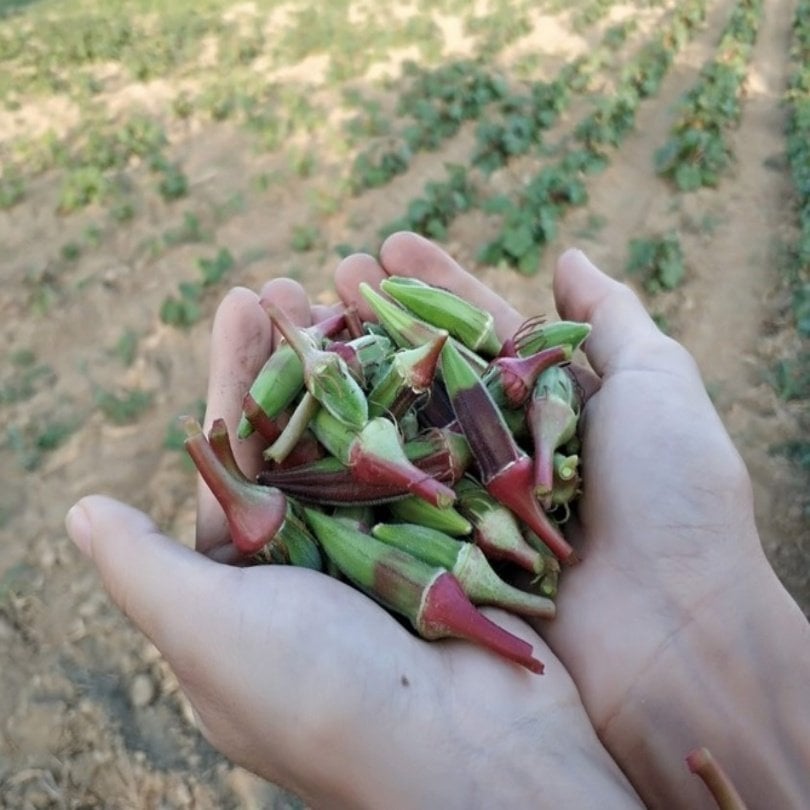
[311,410,456,509]
[304,509,543,673]
[441,340,577,564]
[238,311,347,439]
[380,276,502,356]
[262,299,368,429]
[184,417,287,556]
[372,523,556,619]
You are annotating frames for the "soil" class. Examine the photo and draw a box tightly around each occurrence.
[0,1,807,806]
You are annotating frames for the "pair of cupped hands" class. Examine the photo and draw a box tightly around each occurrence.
[66,233,809,809]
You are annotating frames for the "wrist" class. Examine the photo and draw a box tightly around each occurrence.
[601,559,810,808]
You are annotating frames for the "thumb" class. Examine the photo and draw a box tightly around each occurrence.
[553,248,676,377]
[65,494,220,656]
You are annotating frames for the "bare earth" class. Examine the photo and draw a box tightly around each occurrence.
[0,1,807,806]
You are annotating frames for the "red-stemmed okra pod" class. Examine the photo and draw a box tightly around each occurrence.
[685,748,748,810]
[311,409,456,508]
[483,345,572,410]
[387,495,472,536]
[418,379,456,429]
[238,310,347,439]
[184,416,287,555]
[204,418,322,567]
[368,332,447,420]
[372,522,556,619]
[454,477,547,576]
[359,282,489,375]
[261,299,368,429]
[528,365,581,508]
[257,426,471,504]
[441,340,578,565]
[380,276,502,357]
[303,509,543,674]
[499,317,591,358]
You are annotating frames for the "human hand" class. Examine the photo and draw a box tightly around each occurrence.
[65,277,641,808]
[334,233,810,809]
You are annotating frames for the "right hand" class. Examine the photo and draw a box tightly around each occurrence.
[336,233,810,809]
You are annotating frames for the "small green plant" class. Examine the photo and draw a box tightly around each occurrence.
[152,159,188,201]
[163,212,209,247]
[626,233,686,293]
[58,166,109,213]
[291,224,320,252]
[61,241,82,262]
[0,355,55,406]
[0,169,25,209]
[160,283,202,328]
[197,248,235,285]
[769,354,810,401]
[6,418,79,471]
[113,329,138,367]
[160,247,236,328]
[95,387,153,425]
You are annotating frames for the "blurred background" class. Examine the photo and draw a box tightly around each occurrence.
[0,0,807,805]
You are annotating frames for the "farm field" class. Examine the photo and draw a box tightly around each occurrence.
[1,0,808,805]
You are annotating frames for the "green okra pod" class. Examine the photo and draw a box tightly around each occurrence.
[501,317,591,358]
[454,477,547,575]
[262,299,368,429]
[368,332,447,419]
[528,365,580,508]
[372,522,556,619]
[387,495,472,536]
[304,509,543,673]
[380,276,502,356]
[238,311,347,439]
[359,282,489,375]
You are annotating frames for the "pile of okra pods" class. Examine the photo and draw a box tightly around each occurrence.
[184,276,590,674]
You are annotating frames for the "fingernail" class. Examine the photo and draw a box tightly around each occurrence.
[66,503,93,558]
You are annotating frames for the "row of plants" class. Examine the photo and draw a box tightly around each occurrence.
[480,0,708,274]
[348,60,510,193]
[347,16,637,195]
[772,0,810,426]
[365,17,655,250]
[655,0,764,191]
[0,3,265,104]
[472,24,634,175]
[1,112,188,213]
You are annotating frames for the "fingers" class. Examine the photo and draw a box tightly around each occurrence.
[334,252,386,322]
[66,496,222,655]
[198,279,311,555]
[261,277,312,350]
[553,250,684,378]
[198,287,271,554]
[334,233,526,340]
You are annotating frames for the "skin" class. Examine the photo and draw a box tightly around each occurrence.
[65,233,810,808]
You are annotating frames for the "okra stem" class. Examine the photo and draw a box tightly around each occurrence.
[685,748,748,810]
[264,391,320,463]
